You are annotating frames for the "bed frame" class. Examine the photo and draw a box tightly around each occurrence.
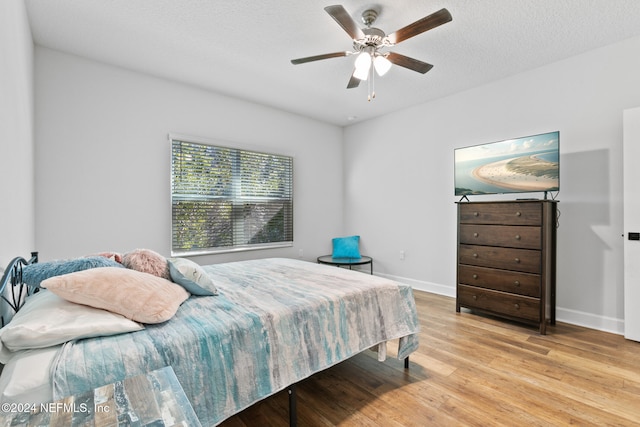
[0,253,412,426]
[0,252,39,327]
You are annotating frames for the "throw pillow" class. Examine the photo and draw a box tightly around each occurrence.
[122,248,170,279]
[332,235,361,258]
[168,258,217,296]
[41,267,189,324]
[21,256,124,288]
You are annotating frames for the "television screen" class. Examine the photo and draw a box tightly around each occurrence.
[454,131,559,196]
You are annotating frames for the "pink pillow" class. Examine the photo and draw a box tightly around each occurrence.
[41,267,189,324]
[94,252,123,263]
[122,248,170,279]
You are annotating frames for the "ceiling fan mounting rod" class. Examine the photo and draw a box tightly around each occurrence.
[361,8,379,27]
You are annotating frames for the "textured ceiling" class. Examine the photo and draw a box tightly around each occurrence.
[25,0,640,126]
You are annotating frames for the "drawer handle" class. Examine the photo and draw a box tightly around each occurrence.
[516,211,522,217]
[474,232,479,237]
[514,303,520,310]
[514,280,520,286]
[515,234,521,240]
[514,257,520,263]
[473,295,477,300]
[473,253,478,258]
[474,212,479,217]
[473,274,478,279]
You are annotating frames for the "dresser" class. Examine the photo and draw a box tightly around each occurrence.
[456,200,557,334]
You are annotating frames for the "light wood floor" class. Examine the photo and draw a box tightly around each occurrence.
[219,290,640,426]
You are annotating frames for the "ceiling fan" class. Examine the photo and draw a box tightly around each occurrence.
[291,5,452,100]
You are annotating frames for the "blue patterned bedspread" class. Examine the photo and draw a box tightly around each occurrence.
[51,258,419,426]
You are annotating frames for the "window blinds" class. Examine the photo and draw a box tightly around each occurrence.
[171,139,293,255]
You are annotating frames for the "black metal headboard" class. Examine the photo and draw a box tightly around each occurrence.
[0,252,38,327]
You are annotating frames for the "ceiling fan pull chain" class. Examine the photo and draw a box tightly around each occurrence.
[369,64,376,101]
[368,68,372,101]
[372,66,376,100]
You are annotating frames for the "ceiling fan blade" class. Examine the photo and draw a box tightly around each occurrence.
[387,52,433,74]
[291,51,350,65]
[346,71,361,89]
[386,8,452,44]
[324,5,365,40]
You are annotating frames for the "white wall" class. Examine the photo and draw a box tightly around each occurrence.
[34,48,344,266]
[0,0,35,267]
[344,35,640,334]
[26,22,640,334]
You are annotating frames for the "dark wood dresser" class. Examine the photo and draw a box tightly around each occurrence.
[456,200,557,334]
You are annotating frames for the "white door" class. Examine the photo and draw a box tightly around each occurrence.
[624,107,640,341]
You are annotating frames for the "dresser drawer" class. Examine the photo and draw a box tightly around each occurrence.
[457,265,540,297]
[459,202,542,225]
[459,224,541,249]
[458,284,540,321]
[458,244,541,274]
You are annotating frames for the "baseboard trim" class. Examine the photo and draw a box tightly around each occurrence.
[555,307,624,336]
[377,273,625,336]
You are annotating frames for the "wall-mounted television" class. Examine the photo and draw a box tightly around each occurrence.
[454,131,559,197]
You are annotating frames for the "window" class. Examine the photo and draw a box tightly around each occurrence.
[171,137,293,255]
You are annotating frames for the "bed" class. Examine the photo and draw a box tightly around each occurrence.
[0,253,419,426]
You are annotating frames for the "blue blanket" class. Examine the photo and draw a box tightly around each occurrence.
[51,258,419,426]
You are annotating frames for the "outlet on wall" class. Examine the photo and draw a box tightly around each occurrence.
[400,250,405,260]
[298,249,304,258]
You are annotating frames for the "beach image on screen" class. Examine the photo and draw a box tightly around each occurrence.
[455,131,559,196]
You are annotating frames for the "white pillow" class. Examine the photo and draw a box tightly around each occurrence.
[0,290,144,358]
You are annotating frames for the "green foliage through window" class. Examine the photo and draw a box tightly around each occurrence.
[171,139,293,254]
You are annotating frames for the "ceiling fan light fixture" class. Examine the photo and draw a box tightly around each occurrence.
[374,54,392,76]
[353,51,372,80]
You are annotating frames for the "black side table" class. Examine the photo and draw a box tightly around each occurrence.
[317,255,373,274]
